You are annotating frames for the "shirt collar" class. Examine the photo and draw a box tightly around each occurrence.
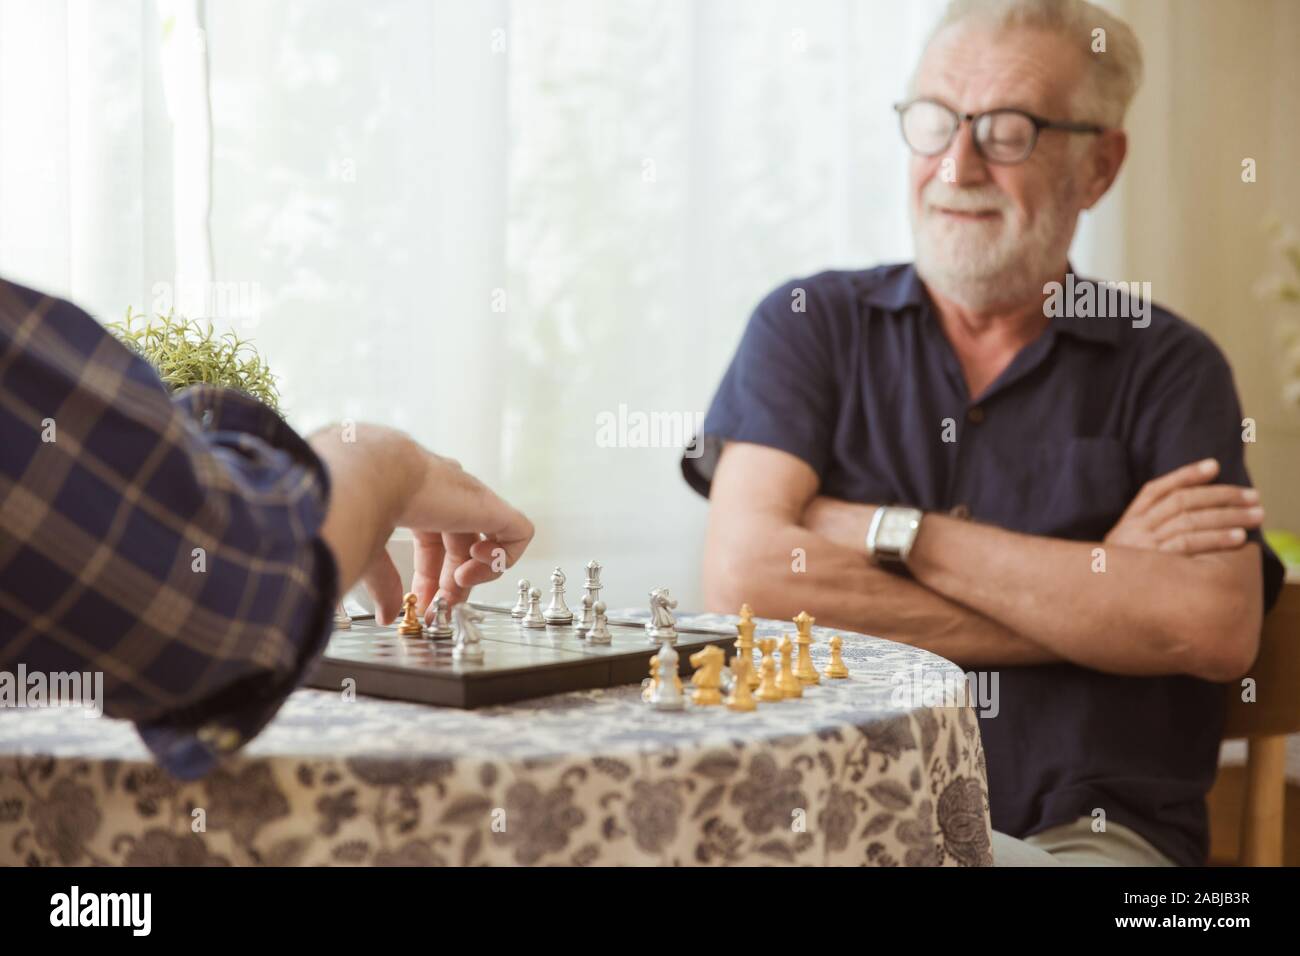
[861,262,1121,348]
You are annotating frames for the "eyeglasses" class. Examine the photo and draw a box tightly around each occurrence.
[893,98,1105,165]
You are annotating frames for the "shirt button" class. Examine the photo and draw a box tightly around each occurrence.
[967,406,985,424]
[949,504,972,520]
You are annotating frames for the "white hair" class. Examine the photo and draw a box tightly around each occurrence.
[920,0,1144,127]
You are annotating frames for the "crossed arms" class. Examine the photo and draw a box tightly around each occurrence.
[702,442,1264,681]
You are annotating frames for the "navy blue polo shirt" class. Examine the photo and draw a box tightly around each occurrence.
[683,263,1285,867]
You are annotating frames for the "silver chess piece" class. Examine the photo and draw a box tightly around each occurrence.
[650,640,685,711]
[511,579,530,618]
[428,595,454,638]
[543,567,573,624]
[645,587,678,645]
[575,593,596,638]
[452,604,485,663]
[583,560,603,613]
[522,587,547,628]
[333,603,352,630]
[587,600,612,645]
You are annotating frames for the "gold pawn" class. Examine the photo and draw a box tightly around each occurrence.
[642,654,659,702]
[793,610,820,686]
[824,635,850,679]
[397,592,424,635]
[726,654,757,711]
[735,603,760,690]
[776,636,802,699]
[755,639,783,702]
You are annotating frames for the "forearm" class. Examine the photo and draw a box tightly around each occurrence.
[908,514,1260,680]
[309,424,425,593]
[704,511,1059,668]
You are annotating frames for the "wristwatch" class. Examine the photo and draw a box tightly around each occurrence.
[866,506,924,565]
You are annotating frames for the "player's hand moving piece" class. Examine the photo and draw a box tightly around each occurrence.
[309,424,534,625]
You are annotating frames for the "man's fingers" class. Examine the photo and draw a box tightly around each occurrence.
[411,531,446,615]
[433,532,478,609]
[361,550,405,624]
[454,558,504,589]
[1130,458,1219,513]
[1158,527,1248,554]
[1143,485,1259,530]
[1153,504,1264,540]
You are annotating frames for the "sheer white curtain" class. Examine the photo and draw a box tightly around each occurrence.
[0,0,174,320]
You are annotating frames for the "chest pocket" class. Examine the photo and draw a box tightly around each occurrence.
[993,436,1135,540]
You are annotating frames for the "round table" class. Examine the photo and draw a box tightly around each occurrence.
[0,612,993,866]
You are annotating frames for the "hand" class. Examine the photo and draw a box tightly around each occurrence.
[1104,458,1263,555]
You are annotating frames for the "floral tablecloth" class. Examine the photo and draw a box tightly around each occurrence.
[0,612,992,866]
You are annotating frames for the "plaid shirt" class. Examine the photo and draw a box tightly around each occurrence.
[0,279,337,779]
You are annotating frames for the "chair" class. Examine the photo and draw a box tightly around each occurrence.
[1211,579,1300,866]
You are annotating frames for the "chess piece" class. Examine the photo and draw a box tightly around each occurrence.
[689,645,725,707]
[428,595,454,638]
[544,568,573,624]
[587,600,612,645]
[726,654,757,712]
[776,636,802,699]
[452,604,485,663]
[642,654,659,702]
[333,603,352,630]
[755,639,783,702]
[397,592,424,636]
[645,587,678,644]
[583,560,603,614]
[793,611,820,686]
[575,593,595,638]
[511,579,530,618]
[824,635,850,679]
[735,603,759,690]
[522,587,547,628]
[649,641,685,711]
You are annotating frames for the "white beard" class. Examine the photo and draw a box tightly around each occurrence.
[911,178,1078,312]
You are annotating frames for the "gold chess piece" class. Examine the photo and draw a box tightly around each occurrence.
[397,592,424,636]
[776,635,802,699]
[690,645,725,706]
[726,653,757,711]
[735,603,759,690]
[793,610,820,686]
[755,638,783,702]
[824,635,850,679]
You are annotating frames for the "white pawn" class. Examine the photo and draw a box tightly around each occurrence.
[544,567,573,624]
[587,600,612,645]
[333,603,352,630]
[650,641,685,711]
[511,579,530,618]
[522,587,547,628]
[428,595,454,638]
[575,593,596,638]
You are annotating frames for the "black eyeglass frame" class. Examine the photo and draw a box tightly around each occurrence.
[892,97,1106,164]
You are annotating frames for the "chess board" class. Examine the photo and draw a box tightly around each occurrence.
[305,602,737,709]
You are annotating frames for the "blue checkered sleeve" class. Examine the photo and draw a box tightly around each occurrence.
[0,279,338,779]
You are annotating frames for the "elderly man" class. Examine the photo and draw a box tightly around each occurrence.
[683,0,1284,866]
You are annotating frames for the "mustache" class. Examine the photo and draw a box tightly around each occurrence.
[921,184,1010,213]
